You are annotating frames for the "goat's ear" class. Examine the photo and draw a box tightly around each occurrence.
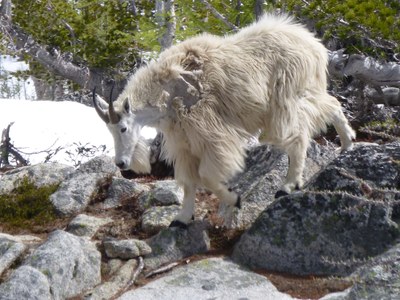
[123,98,130,113]
[162,70,203,110]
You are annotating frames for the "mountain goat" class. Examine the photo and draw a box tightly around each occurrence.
[93,14,355,228]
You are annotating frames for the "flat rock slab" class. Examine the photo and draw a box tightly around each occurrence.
[118,257,295,300]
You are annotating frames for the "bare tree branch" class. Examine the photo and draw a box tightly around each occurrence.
[198,0,238,32]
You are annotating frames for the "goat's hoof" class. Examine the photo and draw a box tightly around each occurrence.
[169,220,188,229]
[235,195,241,209]
[275,190,289,198]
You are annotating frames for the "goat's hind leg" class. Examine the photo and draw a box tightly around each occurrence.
[331,106,356,151]
[275,135,308,198]
[201,176,241,226]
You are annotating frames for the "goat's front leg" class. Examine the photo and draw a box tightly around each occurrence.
[169,182,197,229]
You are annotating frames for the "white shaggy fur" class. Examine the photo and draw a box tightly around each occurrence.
[95,14,355,225]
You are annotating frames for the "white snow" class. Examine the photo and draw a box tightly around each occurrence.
[0,56,36,100]
[0,99,157,167]
[0,55,157,167]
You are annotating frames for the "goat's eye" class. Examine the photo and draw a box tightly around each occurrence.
[121,127,127,133]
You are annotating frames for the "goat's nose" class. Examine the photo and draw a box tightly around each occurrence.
[116,161,126,169]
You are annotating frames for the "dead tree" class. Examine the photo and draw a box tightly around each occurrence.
[0,122,28,168]
[328,50,400,107]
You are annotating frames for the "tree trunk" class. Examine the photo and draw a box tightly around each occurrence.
[254,0,265,21]
[156,0,177,51]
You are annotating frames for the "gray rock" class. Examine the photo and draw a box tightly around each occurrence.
[50,172,103,216]
[322,243,400,300]
[24,230,101,299]
[308,142,400,192]
[0,266,52,300]
[104,239,152,259]
[67,214,113,238]
[85,259,138,300]
[102,259,125,278]
[232,142,400,276]
[138,180,183,210]
[103,177,149,209]
[141,205,181,234]
[233,191,399,276]
[50,156,122,216]
[145,221,210,270]
[0,163,74,194]
[229,141,337,229]
[118,257,294,300]
[0,237,26,277]
[75,155,119,175]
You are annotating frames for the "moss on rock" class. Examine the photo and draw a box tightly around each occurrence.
[0,177,59,229]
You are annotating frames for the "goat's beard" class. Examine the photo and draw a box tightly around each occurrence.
[130,136,151,174]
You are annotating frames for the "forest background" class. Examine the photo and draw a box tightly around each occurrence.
[0,0,399,102]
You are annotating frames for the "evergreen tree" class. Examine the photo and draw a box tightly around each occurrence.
[277,0,400,58]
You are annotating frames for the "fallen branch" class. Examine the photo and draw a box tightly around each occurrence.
[144,261,180,278]
[329,50,400,88]
[329,50,400,106]
[120,256,144,294]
